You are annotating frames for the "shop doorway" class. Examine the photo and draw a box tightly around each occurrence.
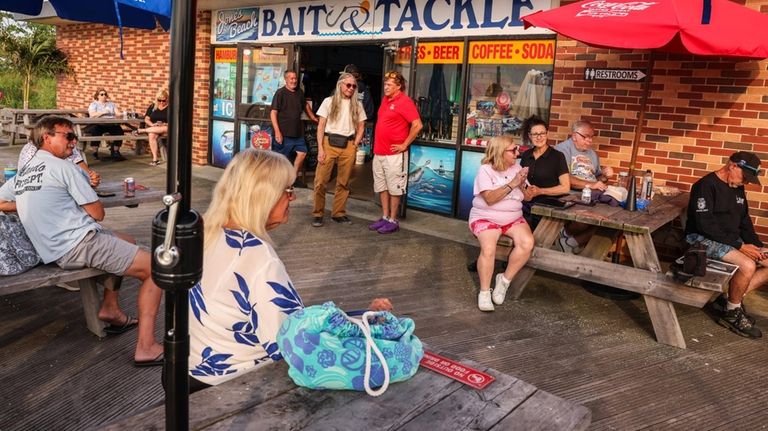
[298,43,384,203]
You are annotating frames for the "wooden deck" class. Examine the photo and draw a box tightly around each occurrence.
[0,145,767,430]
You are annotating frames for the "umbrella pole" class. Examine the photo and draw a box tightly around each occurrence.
[628,51,654,177]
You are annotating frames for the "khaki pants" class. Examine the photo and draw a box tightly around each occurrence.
[312,137,356,217]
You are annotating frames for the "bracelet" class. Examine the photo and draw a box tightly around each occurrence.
[505,184,513,193]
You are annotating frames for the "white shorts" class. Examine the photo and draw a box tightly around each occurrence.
[372,153,408,196]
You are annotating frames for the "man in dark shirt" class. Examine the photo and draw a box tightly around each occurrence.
[270,70,318,185]
[685,151,766,339]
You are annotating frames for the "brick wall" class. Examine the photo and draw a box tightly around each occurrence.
[55,10,211,165]
[549,0,768,240]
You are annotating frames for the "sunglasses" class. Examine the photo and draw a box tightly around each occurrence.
[384,72,401,80]
[98,92,107,96]
[51,131,78,141]
[574,131,594,140]
[157,98,167,102]
[285,186,295,198]
[344,83,357,89]
[736,159,762,176]
[529,132,547,138]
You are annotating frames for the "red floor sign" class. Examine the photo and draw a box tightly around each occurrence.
[419,350,495,390]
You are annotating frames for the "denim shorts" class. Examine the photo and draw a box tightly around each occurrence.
[685,233,735,260]
[272,136,308,157]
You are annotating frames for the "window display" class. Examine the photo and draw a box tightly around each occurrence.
[240,47,289,106]
[464,40,555,148]
[412,41,464,143]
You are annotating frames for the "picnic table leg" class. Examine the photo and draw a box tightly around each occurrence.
[500,218,563,300]
[625,232,686,348]
[78,277,107,338]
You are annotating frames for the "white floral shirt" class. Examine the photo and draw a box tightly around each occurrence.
[188,228,304,386]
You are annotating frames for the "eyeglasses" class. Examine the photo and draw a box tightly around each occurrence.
[344,83,357,89]
[284,186,295,198]
[98,92,107,96]
[736,159,762,176]
[157,98,167,102]
[529,132,547,138]
[504,146,520,153]
[50,131,78,141]
[574,131,594,141]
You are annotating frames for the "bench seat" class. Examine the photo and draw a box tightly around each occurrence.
[1,264,108,337]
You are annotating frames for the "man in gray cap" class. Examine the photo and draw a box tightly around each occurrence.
[343,64,374,120]
[685,151,765,339]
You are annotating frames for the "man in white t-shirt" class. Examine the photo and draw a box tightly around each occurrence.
[0,116,163,366]
[310,72,367,227]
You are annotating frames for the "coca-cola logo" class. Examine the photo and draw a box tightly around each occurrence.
[576,1,658,18]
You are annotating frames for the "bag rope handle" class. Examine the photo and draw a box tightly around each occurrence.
[347,310,391,396]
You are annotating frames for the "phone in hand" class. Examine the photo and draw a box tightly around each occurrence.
[96,191,116,198]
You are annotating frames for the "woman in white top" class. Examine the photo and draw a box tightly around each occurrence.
[187,148,390,392]
[18,139,100,187]
[469,135,534,312]
[86,88,126,161]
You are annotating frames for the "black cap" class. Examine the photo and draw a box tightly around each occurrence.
[343,64,360,76]
[730,151,762,185]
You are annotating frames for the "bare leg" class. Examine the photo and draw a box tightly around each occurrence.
[294,151,307,179]
[477,229,503,292]
[380,190,391,218]
[389,194,401,221]
[722,250,768,303]
[122,249,163,362]
[502,223,534,281]
[149,132,159,162]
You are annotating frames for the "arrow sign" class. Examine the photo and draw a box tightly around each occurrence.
[584,68,646,81]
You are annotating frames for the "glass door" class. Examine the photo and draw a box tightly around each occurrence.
[233,44,295,161]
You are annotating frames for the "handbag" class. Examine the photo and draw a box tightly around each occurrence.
[327,134,351,148]
[276,301,424,396]
[0,213,41,276]
[671,242,707,282]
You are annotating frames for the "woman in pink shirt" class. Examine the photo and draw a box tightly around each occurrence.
[469,135,534,311]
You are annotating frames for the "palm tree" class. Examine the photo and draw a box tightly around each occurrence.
[0,15,69,109]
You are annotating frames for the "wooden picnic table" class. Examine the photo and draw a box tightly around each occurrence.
[69,117,149,154]
[497,192,724,349]
[0,108,88,145]
[96,180,165,208]
[103,351,591,430]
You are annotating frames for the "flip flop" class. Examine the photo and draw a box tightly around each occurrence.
[134,353,164,368]
[103,314,138,335]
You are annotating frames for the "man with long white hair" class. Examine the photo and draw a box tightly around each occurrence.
[311,72,367,227]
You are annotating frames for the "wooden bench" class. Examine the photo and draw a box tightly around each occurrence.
[103,350,591,430]
[495,192,726,349]
[0,264,109,337]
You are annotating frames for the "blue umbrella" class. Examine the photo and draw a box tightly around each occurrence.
[1,0,170,30]
[0,1,199,430]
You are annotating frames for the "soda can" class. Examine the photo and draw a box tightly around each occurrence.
[124,177,136,198]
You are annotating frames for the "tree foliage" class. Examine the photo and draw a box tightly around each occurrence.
[0,12,69,108]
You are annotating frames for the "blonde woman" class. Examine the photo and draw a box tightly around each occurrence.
[187,149,390,392]
[469,135,534,311]
[133,88,169,166]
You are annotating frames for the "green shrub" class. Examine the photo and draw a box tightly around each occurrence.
[0,72,56,108]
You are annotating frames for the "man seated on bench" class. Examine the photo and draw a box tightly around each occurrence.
[685,151,766,340]
[0,116,164,366]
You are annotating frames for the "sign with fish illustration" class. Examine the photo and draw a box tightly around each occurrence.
[407,145,455,215]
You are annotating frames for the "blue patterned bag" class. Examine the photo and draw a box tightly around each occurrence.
[276,301,423,396]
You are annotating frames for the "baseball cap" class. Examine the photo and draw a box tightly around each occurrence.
[730,151,762,185]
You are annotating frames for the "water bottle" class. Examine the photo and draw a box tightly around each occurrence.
[122,110,128,119]
[617,172,628,189]
[581,185,592,205]
[641,169,653,200]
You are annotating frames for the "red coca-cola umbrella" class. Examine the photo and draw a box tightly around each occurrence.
[523,0,768,173]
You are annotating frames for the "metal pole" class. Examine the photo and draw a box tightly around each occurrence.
[162,0,198,430]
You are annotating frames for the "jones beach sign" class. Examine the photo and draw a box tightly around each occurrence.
[213,0,554,43]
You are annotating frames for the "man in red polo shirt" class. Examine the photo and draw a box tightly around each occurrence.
[368,71,423,234]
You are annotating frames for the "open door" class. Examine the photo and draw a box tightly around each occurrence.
[382,38,417,218]
[233,44,296,158]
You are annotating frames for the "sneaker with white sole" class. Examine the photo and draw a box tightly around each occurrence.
[717,307,762,339]
[478,291,494,311]
[492,273,510,305]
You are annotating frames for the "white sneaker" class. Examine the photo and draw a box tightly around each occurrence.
[478,291,494,311]
[492,274,510,305]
